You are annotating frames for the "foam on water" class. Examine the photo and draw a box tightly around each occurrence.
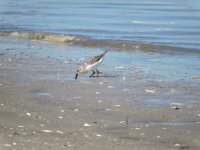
[0,31,198,53]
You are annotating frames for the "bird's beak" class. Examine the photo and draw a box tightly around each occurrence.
[75,73,78,79]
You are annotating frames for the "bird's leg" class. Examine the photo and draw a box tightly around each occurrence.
[89,70,95,78]
[75,73,78,79]
[96,69,102,77]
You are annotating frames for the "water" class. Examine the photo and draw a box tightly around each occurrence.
[1,36,199,82]
[0,0,200,51]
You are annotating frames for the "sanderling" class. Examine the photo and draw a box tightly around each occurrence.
[75,50,107,79]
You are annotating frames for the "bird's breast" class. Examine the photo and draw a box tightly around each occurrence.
[86,58,103,70]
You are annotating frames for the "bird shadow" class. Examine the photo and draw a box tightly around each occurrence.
[90,74,119,78]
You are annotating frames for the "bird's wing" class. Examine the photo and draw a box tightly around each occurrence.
[81,51,107,67]
[85,51,107,65]
[86,55,102,64]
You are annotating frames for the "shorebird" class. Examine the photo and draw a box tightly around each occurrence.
[75,50,107,79]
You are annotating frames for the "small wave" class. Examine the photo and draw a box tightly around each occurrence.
[7,31,75,42]
[132,20,175,25]
[0,31,198,53]
[155,28,172,31]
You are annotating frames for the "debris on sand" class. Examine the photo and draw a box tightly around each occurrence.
[174,143,181,147]
[95,133,102,137]
[115,66,124,69]
[60,109,65,113]
[26,112,31,116]
[83,132,89,138]
[74,108,79,112]
[4,144,12,147]
[96,91,100,94]
[122,76,126,81]
[112,104,121,107]
[98,100,102,103]
[145,89,155,93]
[120,121,126,124]
[99,82,103,85]
[42,130,53,133]
[170,102,183,106]
[58,116,63,119]
[84,123,93,127]
[107,86,114,89]
[56,130,64,134]
[170,102,183,110]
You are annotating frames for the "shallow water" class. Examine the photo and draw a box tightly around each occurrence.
[0,36,200,107]
[0,0,200,50]
[0,36,199,82]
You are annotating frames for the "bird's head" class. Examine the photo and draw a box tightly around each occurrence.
[104,50,108,54]
[75,68,80,79]
[75,66,84,79]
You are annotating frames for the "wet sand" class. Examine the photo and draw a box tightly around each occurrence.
[0,37,200,150]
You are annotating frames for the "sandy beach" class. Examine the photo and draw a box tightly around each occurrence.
[0,36,200,150]
[1,0,200,149]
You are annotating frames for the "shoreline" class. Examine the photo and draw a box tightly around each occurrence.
[1,31,200,53]
[0,36,200,150]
